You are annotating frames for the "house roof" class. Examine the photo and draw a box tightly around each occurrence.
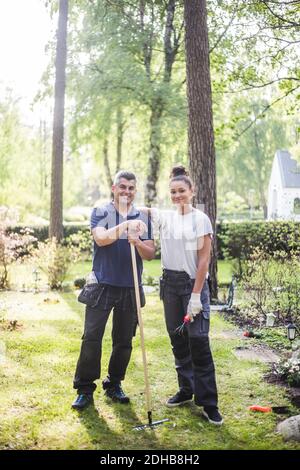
[276,150,300,188]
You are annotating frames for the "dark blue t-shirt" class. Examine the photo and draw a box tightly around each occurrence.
[90,202,152,287]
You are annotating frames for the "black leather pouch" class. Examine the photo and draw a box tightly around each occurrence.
[78,283,105,308]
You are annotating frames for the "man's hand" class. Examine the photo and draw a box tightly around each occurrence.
[127,220,147,244]
[187,293,203,322]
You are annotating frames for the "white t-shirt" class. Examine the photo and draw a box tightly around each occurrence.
[152,208,213,279]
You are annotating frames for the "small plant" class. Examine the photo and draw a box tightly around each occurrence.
[0,207,36,289]
[274,356,300,387]
[65,230,93,259]
[142,274,159,287]
[74,278,86,289]
[33,238,79,290]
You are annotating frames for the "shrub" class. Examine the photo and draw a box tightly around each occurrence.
[274,356,300,387]
[7,224,90,243]
[142,274,159,287]
[65,230,93,257]
[0,207,37,289]
[239,249,300,327]
[32,238,80,290]
[218,221,300,274]
[74,278,86,289]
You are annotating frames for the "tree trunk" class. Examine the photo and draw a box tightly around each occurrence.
[116,107,124,173]
[103,136,113,196]
[145,101,163,205]
[184,0,218,299]
[49,0,68,242]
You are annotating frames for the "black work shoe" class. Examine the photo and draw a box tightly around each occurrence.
[202,406,223,426]
[166,390,193,407]
[72,393,94,410]
[104,383,130,404]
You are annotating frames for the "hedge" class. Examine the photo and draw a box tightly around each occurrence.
[7,221,300,261]
[217,221,300,260]
[6,224,90,242]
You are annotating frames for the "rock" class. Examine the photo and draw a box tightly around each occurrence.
[277,415,300,441]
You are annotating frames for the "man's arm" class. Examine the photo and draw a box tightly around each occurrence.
[92,222,128,247]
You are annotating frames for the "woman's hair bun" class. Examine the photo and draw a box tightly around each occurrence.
[170,164,189,178]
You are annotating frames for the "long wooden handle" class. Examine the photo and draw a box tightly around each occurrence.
[130,243,152,415]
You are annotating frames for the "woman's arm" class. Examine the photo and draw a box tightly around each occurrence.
[129,238,156,261]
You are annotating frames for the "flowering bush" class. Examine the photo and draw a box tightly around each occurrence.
[274,357,300,387]
[0,207,37,289]
[65,230,93,258]
[33,238,80,289]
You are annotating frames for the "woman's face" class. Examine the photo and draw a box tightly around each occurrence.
[169,180,193,208]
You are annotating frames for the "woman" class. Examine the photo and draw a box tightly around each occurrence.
[149,165,222,425]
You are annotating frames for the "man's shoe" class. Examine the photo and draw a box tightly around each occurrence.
[202,406,223,426]
[104,383,130,404]
[71,393,94,410]
[166,390,193,407]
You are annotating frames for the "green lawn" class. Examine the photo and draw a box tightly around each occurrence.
[0,286,299,450]
[66,259,233,286]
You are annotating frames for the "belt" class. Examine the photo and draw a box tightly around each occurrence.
[162,269,192,281]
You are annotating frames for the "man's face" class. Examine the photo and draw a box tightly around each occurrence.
[112,177,137,206]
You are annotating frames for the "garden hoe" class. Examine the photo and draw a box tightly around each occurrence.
[130,243,169,431]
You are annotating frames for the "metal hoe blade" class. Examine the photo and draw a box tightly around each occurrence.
[133,412,170,431]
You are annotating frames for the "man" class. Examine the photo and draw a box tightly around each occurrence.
[72,171,155,410]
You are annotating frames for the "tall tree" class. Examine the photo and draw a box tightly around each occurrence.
[184,0,218,298]
[67,0,185,204]
[49,0,68,241]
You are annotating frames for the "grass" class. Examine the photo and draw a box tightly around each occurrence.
[64,259,233,286]
[218,260,233,286]
[0,284,299,450]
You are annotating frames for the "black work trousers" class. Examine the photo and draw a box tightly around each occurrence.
[73,285,141,395]
[160,269,218,407]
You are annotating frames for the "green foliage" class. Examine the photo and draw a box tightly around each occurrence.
[275,356,300,387]
[1,0,299,221]
[65,229,93,257]
[218,221,300,269]
[216,95,292,213]
[74,277,86,289]
[142,273,158,287]
[254,328,291,351]
[0,207,37,289]
[218,192,250,220]
[239,249,300,327]
[32,238,80,290]
[8,224,90,243]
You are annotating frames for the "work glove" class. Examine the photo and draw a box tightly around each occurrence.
[186,293,203,322]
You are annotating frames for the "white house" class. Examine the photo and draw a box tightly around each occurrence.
[267,150,300,221]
